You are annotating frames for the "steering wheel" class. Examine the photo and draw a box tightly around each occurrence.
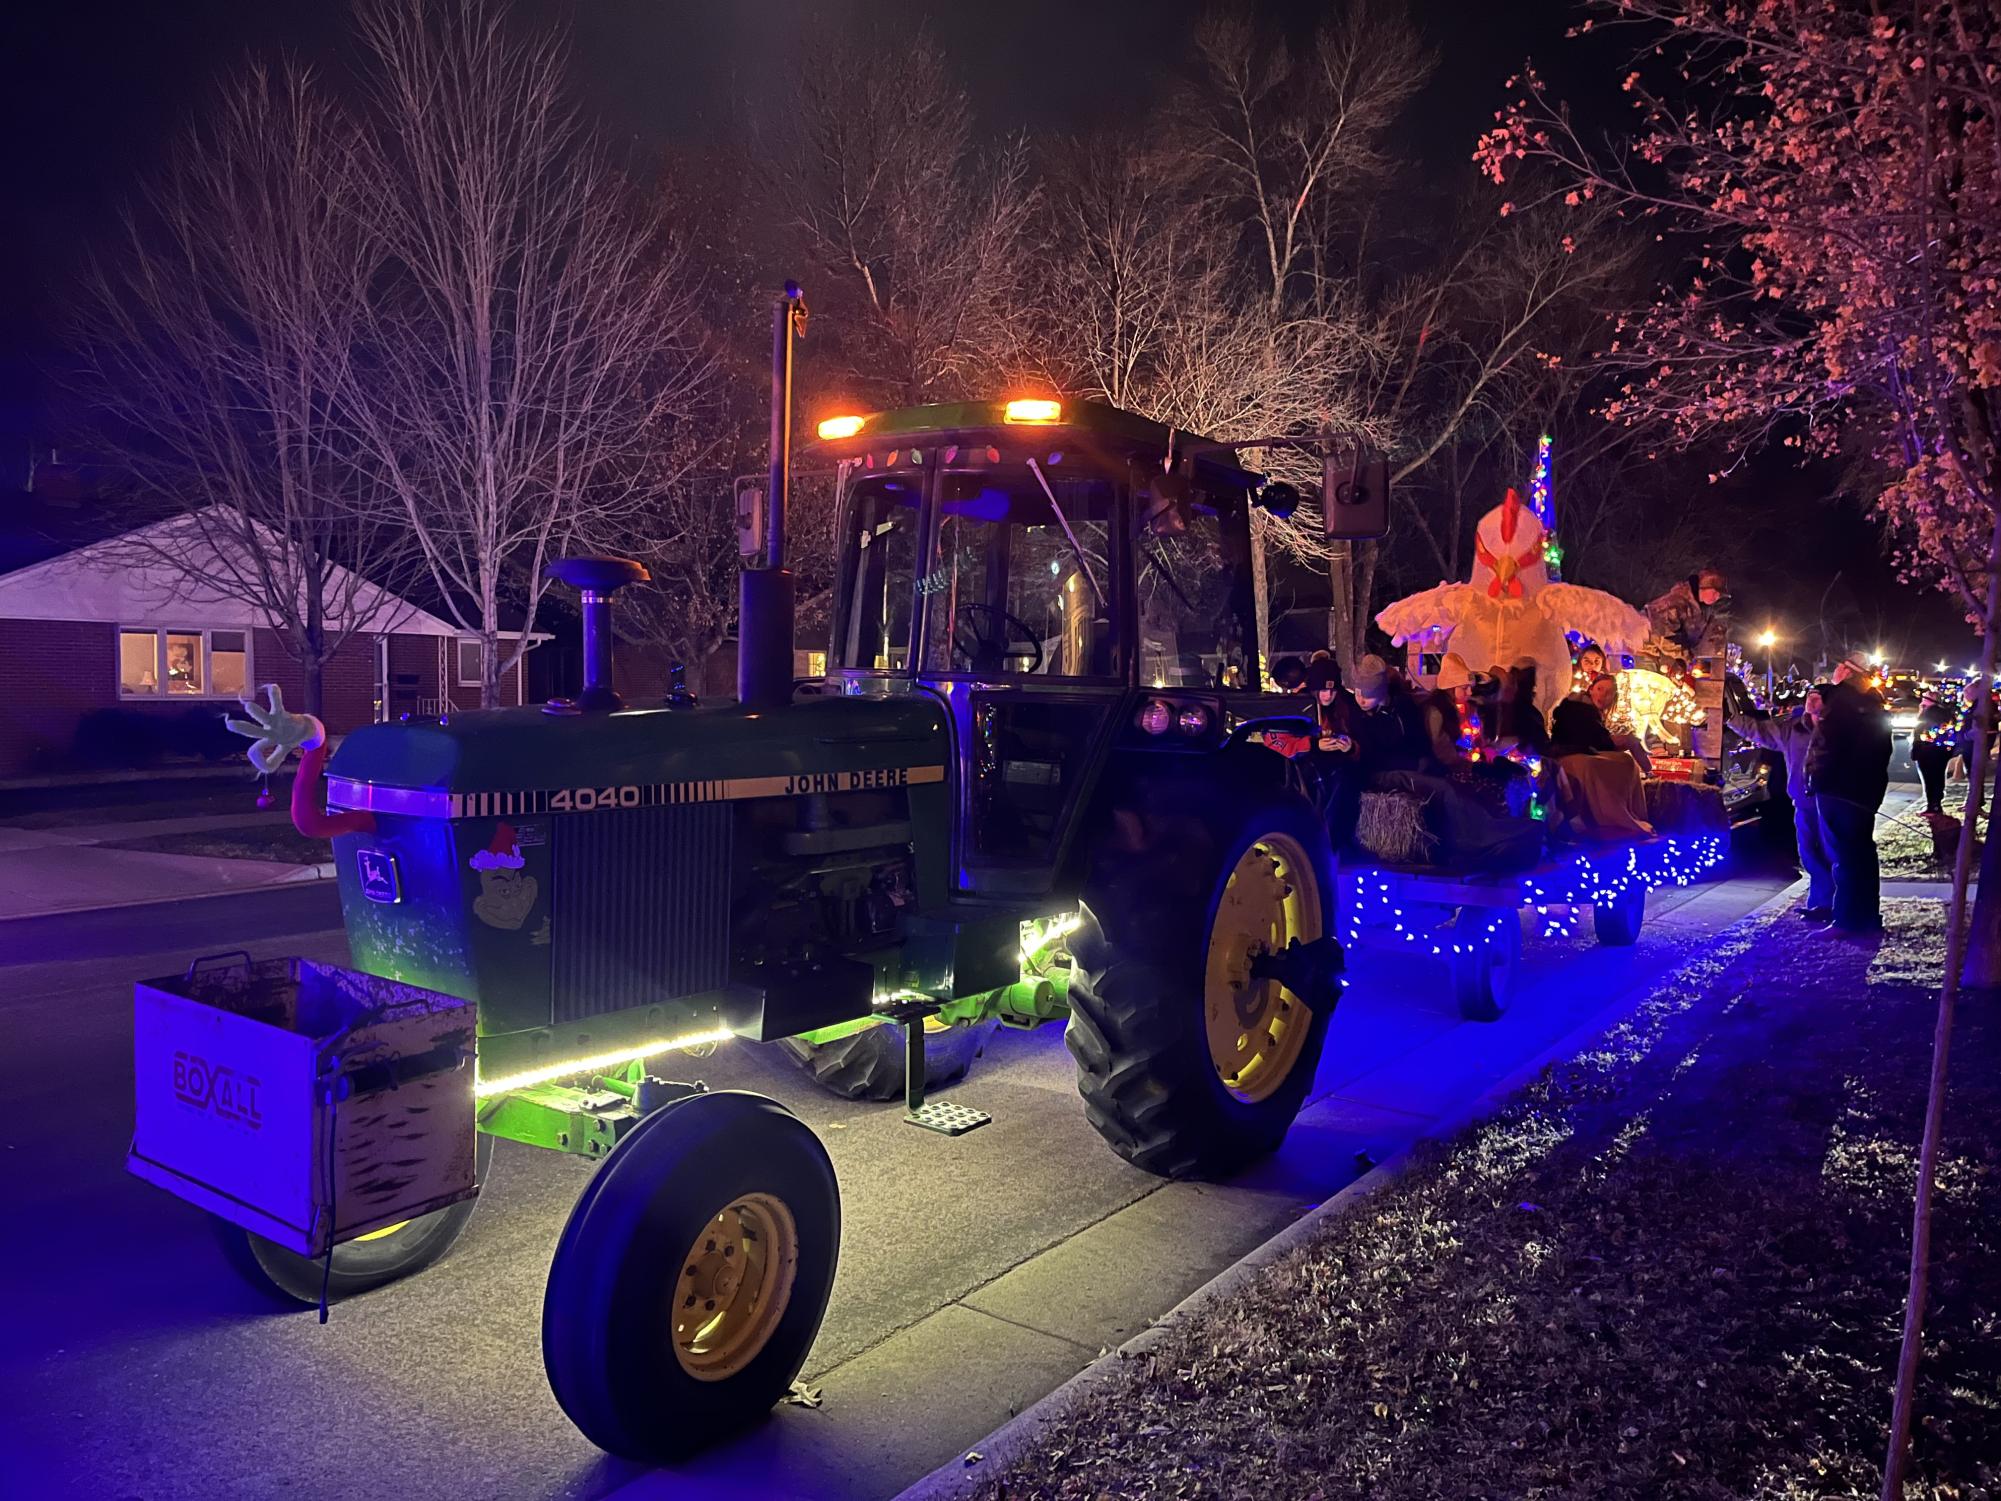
[952,603,1044,673]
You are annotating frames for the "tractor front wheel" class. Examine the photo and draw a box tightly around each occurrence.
[778,1016,999,1102]
[224,1130,495,1305]
[542,1090,839,1462]
[1066,796,1338,1179]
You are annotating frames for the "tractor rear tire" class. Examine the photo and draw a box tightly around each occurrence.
[224,1130,495,1305]
[778,1017,999,1102]
[1065,795,1337,1179]
[542,1090,838,1462]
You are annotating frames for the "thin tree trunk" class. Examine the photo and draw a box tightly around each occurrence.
[1880,505,2001,1498]
[1962,695,2001,984]
[1327,541,1355,677]
[1355,539,1379,664]
[1249,511,1273,687]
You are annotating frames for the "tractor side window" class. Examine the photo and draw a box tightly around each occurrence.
[922,472,1119,678]
[836,477,921,672]
[1135,496,1255,689]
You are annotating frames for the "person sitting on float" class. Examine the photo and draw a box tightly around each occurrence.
[1572,642,1607,698]
[1262,654,1363,847]
[1586,672,1654,773]
[1547,690,1654,841]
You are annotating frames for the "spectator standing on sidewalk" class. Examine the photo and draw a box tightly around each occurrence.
[1911,687,1960,815]
[1806,657,1892,934]
[1731,682,1834,922]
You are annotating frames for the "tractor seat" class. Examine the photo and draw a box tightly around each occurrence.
[547,556,651,593]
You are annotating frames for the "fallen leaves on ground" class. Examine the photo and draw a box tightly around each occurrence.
[973,900,2000,1500]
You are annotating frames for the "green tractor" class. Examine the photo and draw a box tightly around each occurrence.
[130,286,1366,1462]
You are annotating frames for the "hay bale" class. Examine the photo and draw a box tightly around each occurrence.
[1644,777,1729,834]
[1356,789,1438,864]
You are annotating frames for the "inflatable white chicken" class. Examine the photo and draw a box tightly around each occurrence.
[1376,488,1650,718]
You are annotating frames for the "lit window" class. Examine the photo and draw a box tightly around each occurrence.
[457,639,484,686]
[119,631,159,694]
[165,632,204,694]
[117,627,253,699]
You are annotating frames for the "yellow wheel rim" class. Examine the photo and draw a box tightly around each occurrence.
[1204,833,1323,1104]
[671,1192,799,1382]
[352,1221,409,1243]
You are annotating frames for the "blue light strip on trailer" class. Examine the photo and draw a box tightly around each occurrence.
[1344,836,1728,955]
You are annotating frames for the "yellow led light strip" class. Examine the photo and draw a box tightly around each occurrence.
[473,1026,735,1098]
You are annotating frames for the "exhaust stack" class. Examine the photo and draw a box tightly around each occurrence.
[738,282,807,710]
[545,556,649,714]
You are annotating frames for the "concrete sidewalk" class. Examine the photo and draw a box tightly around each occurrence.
[602,870,1797,1501]
[0,812,330,922]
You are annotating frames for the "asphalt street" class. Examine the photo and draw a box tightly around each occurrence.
[0,835,1803,1501]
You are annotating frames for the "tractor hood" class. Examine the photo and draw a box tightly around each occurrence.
[325,693,950,821]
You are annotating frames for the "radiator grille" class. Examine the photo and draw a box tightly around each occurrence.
[550,804,733,1022]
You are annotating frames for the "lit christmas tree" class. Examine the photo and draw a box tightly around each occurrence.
[1530,433,1561,581]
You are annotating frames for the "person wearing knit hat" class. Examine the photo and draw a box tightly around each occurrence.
[1350,653,1392,707]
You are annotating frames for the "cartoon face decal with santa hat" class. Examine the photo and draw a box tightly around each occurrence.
[471,822,539,931]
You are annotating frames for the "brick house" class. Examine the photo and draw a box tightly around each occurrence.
[0,504,536,777]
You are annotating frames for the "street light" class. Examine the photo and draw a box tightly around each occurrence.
[1757,627,1778,701]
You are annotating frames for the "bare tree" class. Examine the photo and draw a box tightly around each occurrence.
[347,0,714,707]
[774,22,1039,406]
[70,62,413,716]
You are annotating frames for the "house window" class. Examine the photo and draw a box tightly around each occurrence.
[118,628,253,699]
[210,632,249,697]
[119,631,160,694]
[456,639,484,686]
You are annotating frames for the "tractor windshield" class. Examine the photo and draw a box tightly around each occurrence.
[1134,492,1256,690]
[834,473,923,672]
[922,470,1120,679]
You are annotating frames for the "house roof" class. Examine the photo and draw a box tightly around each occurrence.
[0,504,467,638]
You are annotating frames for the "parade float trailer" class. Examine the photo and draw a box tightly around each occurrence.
[126,286,1722,1464]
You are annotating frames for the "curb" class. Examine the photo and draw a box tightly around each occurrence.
[0,862,336,926]
[891,879,1805,1501]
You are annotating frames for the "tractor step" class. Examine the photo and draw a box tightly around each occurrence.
[903,1099,992,1137]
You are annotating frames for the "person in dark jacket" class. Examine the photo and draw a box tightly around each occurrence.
[1348,653,1429,773]
[1806,657,1892,933]
[1264,656,1363,848]
[1645,568,1731,659]
[1911,688,1960,814]
[1731,683,1832,919]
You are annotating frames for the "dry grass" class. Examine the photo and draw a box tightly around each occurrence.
[974,901,1999,1501]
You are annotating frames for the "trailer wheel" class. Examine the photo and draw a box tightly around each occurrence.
[1451,906,1522,1023]
[1066,796,1338,1179]
[1593,881,1647,946]
[224,1131,495,1305]
[778,1016,999,1102]
[543,1090,838,1462]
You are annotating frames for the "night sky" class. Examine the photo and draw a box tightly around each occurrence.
[0,0,1973,667]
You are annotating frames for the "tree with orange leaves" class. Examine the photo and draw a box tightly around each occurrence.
[1475,5,2001,1496]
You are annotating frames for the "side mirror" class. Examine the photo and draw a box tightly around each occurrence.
[1254,480,1301,520]
[735,477,765,560]
[1322,443,1389,540]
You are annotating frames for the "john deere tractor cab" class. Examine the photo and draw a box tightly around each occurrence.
[818,397,1269,898]
[129,287,1360,1466]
